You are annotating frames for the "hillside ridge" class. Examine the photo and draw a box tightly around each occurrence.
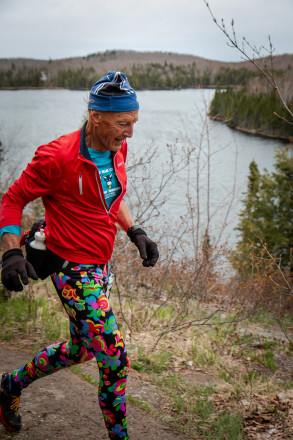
[1,49,293,77]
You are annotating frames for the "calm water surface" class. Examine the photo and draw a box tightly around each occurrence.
[0,89,286,248]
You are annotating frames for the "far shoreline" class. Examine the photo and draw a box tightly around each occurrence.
[1,86,291,144]
[0,85,218,92]
[210,114,293,144]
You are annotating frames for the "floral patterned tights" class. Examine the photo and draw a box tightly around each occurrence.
[9,264,129,439]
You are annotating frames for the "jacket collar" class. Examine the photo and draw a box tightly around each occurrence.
[79,121,92,161]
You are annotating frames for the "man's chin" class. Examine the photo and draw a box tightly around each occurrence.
[107,145,121,153]
[111,140,124,150]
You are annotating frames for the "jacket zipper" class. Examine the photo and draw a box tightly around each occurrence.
[95,170,109,214]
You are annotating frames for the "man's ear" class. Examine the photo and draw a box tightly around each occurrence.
[90,110,101,126]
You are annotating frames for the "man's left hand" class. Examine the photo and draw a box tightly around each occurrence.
[127,225,159,267]
[132,234,159,267]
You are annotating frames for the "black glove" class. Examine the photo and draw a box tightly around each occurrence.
[127,225,159,267]
[1,248,38,292]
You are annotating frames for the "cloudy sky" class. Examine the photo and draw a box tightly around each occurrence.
[0,0,292,62]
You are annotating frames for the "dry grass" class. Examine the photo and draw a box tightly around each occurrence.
[1,228,293,440]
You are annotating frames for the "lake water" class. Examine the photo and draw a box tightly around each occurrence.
[0,89,287,249]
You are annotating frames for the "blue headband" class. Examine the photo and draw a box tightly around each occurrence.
[88,71,139,112]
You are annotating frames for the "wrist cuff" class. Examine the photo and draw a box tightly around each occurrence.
[2,248,23,262]
[127,225,147,242]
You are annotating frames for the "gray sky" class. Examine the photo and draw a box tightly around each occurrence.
[0,0,292,62]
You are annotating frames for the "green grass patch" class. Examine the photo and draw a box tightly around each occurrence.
[0,289,68,347]
[191,389,214,424]
[80,373,99,387]
[233,338,278,373]
[191,341,220,368]
[154,305,175,322]
[206,411,246,440]
[70,365,99,387]
[131,347,172,374]
[152,370,246,439]
[248,308,293,329]
[254,347,278,373]
[0,292,39,338]
[126,395,152,413]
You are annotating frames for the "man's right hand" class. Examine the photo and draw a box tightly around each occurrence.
[1,248,38,292]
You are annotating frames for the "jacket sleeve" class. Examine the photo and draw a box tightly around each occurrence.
[0,149,61,229]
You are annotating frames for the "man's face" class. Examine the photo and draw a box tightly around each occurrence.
[90,110,139,153]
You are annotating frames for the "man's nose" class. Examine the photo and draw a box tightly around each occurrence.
[123,124,134,138]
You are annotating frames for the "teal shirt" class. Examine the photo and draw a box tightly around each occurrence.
[88,148,122,209]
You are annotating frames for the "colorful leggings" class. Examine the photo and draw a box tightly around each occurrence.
[10,264,129,440]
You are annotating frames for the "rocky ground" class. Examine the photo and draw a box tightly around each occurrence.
[0,345,193,440]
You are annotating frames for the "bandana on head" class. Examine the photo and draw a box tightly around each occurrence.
[88,71,139,112]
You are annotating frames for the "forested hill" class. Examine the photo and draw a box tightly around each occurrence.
[0,50,293,89]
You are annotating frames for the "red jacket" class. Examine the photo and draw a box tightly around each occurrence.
[0,123,128,264]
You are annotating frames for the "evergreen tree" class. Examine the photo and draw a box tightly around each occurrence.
[233,147,293,274]
[271,148,293,264]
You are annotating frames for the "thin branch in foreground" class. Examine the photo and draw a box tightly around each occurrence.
[202,0,293,122]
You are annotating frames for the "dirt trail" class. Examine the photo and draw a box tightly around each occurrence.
[0,345,192,440]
